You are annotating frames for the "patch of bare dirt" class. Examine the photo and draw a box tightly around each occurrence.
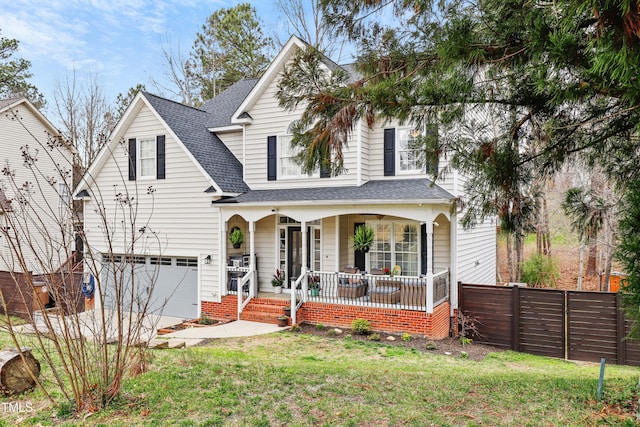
[295,323,500,361]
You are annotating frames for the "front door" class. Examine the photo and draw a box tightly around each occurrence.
[287,227,302,289]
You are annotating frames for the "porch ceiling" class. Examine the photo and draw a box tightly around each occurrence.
[214,178,455,206]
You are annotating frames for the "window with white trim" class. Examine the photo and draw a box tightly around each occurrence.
[397,128,425,173]
[138,137,156,179]
[58,182,70,208]
[368,221,419,276]
[279,121,317,178]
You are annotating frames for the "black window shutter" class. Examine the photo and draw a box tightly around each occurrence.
[421,223,428,275]
[425,126,438,175]
[128,138,136,181]
[267,135,277,181]
[156,135,166,179]
[383,128,395,176]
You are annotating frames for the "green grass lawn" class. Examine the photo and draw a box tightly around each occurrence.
[1,331,639,426]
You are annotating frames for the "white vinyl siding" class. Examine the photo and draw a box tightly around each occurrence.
[0,102,73,275]
[242,65,360,189]
[457,216,496,285]
[83,103,219,303]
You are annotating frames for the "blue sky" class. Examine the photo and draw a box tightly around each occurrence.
[0,0,353,114]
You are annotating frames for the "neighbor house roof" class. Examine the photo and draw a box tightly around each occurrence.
[142,92,249,193]
[0,97,22,111]
[201,78,259,128]
[214,178,455,205]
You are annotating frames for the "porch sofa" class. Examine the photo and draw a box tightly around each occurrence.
[337,267,368,299]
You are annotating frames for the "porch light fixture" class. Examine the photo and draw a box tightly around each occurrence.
[204,255,212,264]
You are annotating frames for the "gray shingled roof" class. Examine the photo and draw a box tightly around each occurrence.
[142,92,249,193]
[201,79,259,128]
[0,97,21,111]
[214,178,455,204]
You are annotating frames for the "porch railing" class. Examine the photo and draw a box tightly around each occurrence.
[290,274,305,325]
[433,269,450,306]
[302,269,450,313]
[226,266,254,319]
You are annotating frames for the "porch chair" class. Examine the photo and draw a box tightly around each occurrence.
[337,266,368,299]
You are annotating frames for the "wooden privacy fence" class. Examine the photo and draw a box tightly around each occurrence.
[459,283,640,366]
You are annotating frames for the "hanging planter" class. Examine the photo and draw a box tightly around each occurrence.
[229,227,244,249]
[352,224,374,253]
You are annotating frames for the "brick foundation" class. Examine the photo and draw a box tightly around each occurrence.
[202,296,451,339]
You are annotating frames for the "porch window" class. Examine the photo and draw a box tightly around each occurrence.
[369,222,419,276]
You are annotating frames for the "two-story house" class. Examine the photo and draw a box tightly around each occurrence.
[0,97,77,316]
[76,36,495,337]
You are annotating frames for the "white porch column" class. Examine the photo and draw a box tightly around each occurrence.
[449,212,458,315]
[249,220,256,297]
[301,221,308,297]
[335,216,340,272]
[220,218,228,297]
[426,221,434,314]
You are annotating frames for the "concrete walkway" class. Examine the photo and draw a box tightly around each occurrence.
[15,309,287,349]
[149,320,288,348]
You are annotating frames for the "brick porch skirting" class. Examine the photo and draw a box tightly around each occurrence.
[202,296,451,339]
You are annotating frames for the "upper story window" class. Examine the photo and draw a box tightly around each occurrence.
[278,121,318,179]
[127,135,165,181]
[384,125,438,177]
[138,137,157,179]
[397,128,425,173]
[58,182,70,207]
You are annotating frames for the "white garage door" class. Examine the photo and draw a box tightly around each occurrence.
[101,255,198,319]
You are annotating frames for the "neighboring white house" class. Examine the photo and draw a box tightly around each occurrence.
[0,97,77,317]
[76,36,495,335]
[0,97,75,275]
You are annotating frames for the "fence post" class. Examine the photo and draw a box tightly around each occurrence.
[512,285,520,352]
[563,291,568,360]
[616,293,626,366]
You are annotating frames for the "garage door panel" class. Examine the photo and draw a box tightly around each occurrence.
[102,256,198,319]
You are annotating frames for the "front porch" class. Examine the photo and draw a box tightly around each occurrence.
[210,253,453,338]
[211,182,458,337]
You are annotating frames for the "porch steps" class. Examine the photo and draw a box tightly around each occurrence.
[240,298,290,325]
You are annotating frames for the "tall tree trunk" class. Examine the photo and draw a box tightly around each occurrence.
[506,233,514,282]
[542,190,551,256]
[496,233,503,283]
[514,231,524,281]
[586,240,597,276]
[577,242,585,291]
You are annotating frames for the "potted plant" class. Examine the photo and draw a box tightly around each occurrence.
[276,314,289,327]
[271,269,284,294]
[309,276,320,297]
[230,227,244,249]
[352,224,374,253]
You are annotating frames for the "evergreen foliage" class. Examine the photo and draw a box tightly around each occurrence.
[0,30,43,105]
[617,180,640,339]
[188,3,273,103]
